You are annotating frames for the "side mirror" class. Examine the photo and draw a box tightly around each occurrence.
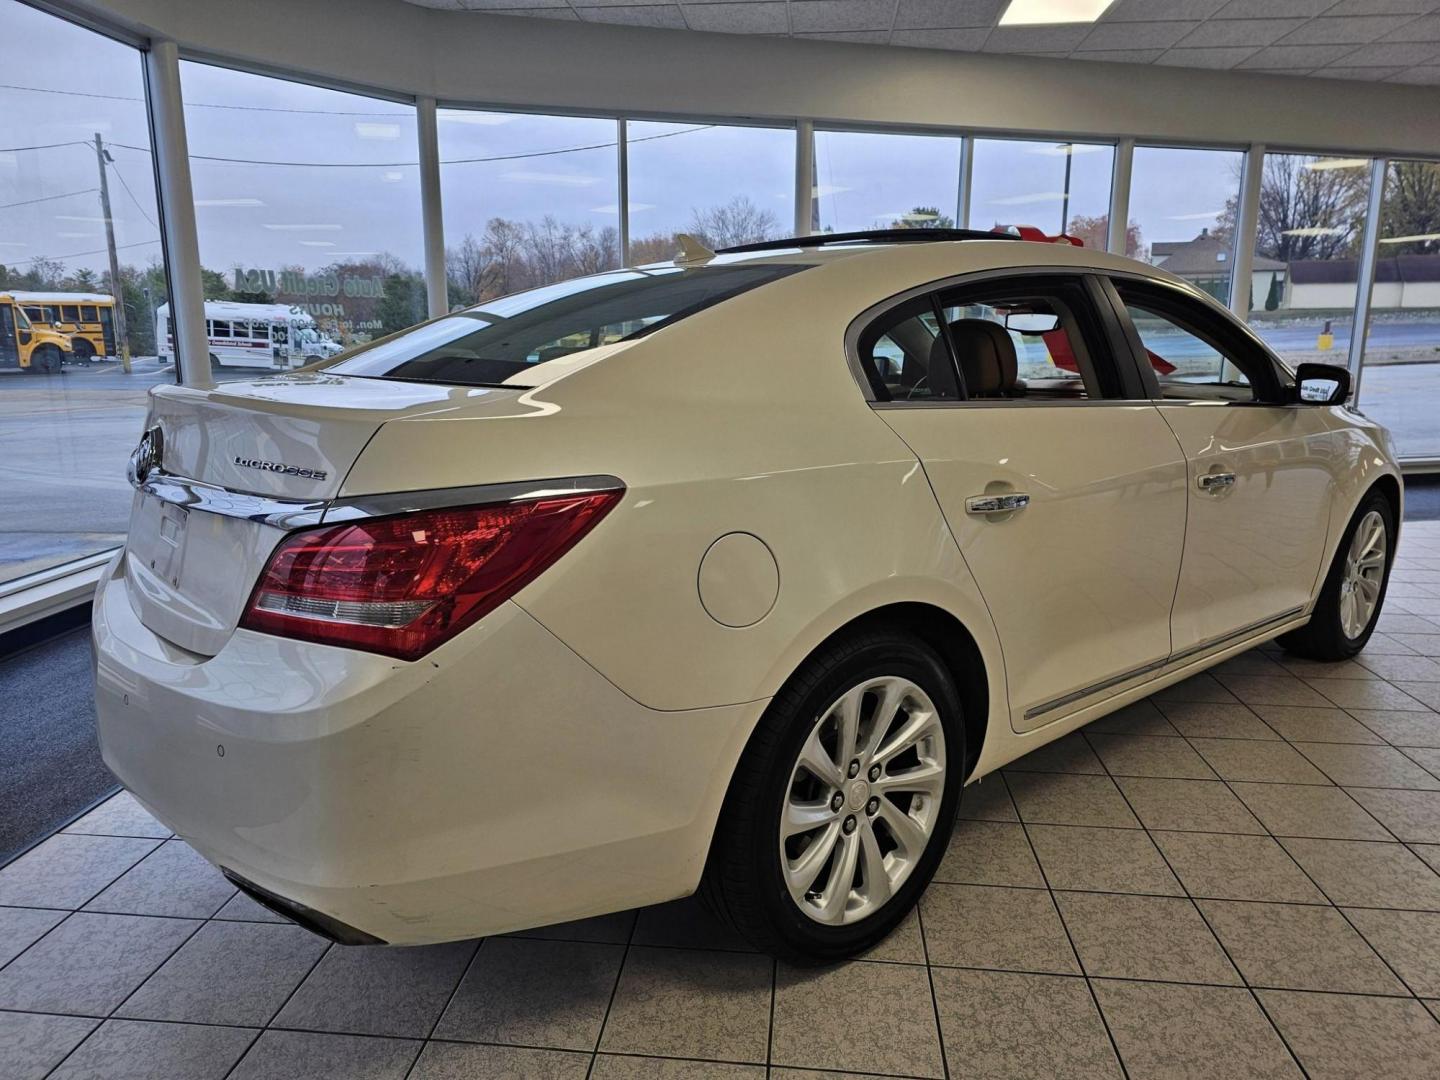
[1294,362,1351,405]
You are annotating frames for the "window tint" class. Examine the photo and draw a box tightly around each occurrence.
[1115,284,1274,403]
[81,305,97,322]
[328,263,805,388]
[61,304,80,322]
[935,291,1096,400]
[856,296,959,402]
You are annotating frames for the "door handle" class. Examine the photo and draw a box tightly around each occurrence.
[1198,472,1236,492]
[965,493,1030,515]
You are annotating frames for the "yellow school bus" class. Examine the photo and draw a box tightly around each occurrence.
[0,293,73,373]
[10,291,115,363]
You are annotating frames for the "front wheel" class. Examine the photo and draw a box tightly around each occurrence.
[701,628,964,964]
[1279,490,1395,661]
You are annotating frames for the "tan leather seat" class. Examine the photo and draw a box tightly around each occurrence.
[946,319,1019,398]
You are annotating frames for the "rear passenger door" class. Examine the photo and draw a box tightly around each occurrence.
[859,273,1189,733]
[1105,276,1337,655]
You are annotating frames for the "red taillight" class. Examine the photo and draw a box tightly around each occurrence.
[239,490,621,660]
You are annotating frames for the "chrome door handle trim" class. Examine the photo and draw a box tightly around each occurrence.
[965,493,1030,515]
[1198,473,1236,492]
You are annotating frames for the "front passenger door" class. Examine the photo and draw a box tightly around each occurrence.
[1109,278,1338,655]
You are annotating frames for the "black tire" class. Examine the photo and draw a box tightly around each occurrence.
[71,339,95,364]
[1279,489,1396,661]
[28,345,62,374]
[700,627,965,964]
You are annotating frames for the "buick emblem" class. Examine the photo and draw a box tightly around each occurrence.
[128,425,163,486]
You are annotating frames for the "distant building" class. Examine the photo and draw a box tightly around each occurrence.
[1151,228,1286,306]
[1289,254,1440,311]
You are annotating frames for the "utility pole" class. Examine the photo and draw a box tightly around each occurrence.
[1060,142,1073,237]
[95,133,131,373]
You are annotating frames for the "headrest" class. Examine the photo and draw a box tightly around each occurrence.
[947,319,1018,397]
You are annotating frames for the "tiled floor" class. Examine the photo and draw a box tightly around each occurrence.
[7,526,1440,1078]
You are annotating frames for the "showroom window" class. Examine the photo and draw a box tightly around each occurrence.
[625,121,795,261]
[179,60,426,371]
[1360,159,1440,461]
[0,0,173,588]
[968,138,1114,248]
[1129,145,1245,302]
[1245,154,1372,367]
[812,129,964,234]
[438,109,620,309]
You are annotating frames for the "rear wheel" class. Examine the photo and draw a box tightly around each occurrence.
[28,345,62,374]
[71,339,95,364]
[1279,490,1395,661]
[701,628,964,964]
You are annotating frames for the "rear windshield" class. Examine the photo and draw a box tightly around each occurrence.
[326,263,806,388]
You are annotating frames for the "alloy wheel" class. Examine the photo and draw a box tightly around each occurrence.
[779,675,946,925]
[1340,509,1387,640]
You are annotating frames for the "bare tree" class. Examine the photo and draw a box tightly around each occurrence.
[688,195,780,248]
[1381,161,1440,255]
[1215,155,1369,262]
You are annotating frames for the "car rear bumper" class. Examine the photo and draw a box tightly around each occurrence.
[92,554,764,944]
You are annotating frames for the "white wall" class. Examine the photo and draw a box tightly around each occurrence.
[62,0,1440,158]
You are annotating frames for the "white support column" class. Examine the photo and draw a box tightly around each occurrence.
[794,119,815,236]
[1348,157,1390,406]
[617,118,630,264]
[143,39,211,389]
[1229,143,1266,318]
[416,97,447,319]
[1107,138,1134,255]
[957,137,974,229]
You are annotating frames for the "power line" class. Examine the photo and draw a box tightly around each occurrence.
[0,188,97,211]
[0,81,407,117]
[0,140,89,153]
[13,238,160,264]
[105,123,716,169]
[107,160,159,230]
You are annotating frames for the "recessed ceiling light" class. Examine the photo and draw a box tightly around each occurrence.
[1380,233,1440,244]
[262,223,342,231]
[990,191,1068,205]
[1305,158,1369,171]
[195,198,264,207]
[354,122,400,140]
[999,0,1117,26]
[1283,227,1347,236]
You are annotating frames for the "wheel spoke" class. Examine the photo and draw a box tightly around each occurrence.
[832,686,865,766]
[786,820,841,895]
[797,727,843,789]
[875,799,929,857]
[873,760,945,798]
[783,799,837,839]
[873,708,939,767]
[858,823,892,908]
[862,678,907,760]
[814,830,861,923]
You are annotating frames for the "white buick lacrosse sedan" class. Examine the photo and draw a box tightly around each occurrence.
[94,229,1400,962]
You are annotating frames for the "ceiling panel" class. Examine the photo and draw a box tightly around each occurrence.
[406,0,1440,84]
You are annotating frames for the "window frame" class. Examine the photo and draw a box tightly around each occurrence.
[1099,272,1290,406]
[845,265,1149,408]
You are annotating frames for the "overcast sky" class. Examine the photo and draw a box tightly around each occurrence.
[4,0,1248,285]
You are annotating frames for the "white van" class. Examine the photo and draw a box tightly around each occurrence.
[156,300,344,370]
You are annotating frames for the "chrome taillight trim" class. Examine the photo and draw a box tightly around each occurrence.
[133,471,626,532]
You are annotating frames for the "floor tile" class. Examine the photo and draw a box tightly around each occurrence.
[1197,899,1404,994]
[1296,743,1440,789]
[1342,907,1440,997]
[1346,787,1440,842]
[930,968,1121,1079]
[1387,632,1440,656]
[211,890,288,923]
[1086,732,1217,778]
[1003,732,1105,774]
[1415,842,1440,874]
[1280,837,1440,909]
[1402,745,1440,774]
[1026,824,1182,895]
[1395,680,1440,711]
[1114,777,1265,834]
[1357,631,1421,654]
[508,910,635,944]
[81,840,235,919]
[1156,673,1240,704]
[772,960,943,1077]
[1004,772,1139,828]
[1258,989,1440,1080]
[1249,705,1383,744]
[273,940,476,1038]
[1084,699,1179,736]
[433,937,621,1051]
[1355,653,1440,681]
[920,883,1078,974]
[1278,657,1379,681]
[1056,892,1239,984]
[0,912,197,1016]
[1093,980,1300,1080]
[1189,738,1332,784]
[631,897,755,952]
[598,946,772,1062]
[1308,677,1432,711]
[49,1019,255,1080]
[1152,831,1326,903]
[115,920,326,1026]
[61,792,171,839]
[229,1030,419,1080]
[1348,709,1440,747]
[957,777,1018,820]
[933,818,1043,887]
[1155,701,1279,740]
[1216,675,1333,709]
[861,908,925,965]
[0,1011,97,1080]
[0,835,159,909]
[0,905,66,966]
[1230,782,1391,841]
[412,1042,591,1079]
